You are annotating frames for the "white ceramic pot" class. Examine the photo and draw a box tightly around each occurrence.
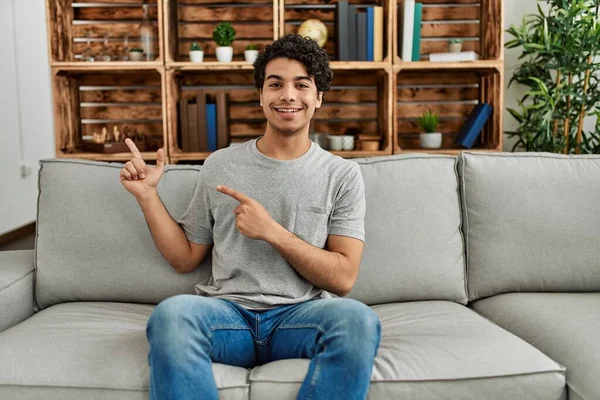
[419,133,442,149]
[216,46,233,62]
[244,49,259,64]
[129,51,144,61]
[448,43,463,53]
[189,50,204,63]
[327,135,343,151]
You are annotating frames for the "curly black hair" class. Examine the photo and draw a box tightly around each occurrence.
[253,34,333,93]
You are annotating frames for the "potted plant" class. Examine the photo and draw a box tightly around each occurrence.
[448,38,463,53]
[505,0,600,154]
[213,22,236,62]
[418,110,442,149]
[244,44,259,64]
[129,47,144,62]
[189,42,204,63]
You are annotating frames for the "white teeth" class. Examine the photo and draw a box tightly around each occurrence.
[276,109,299,113]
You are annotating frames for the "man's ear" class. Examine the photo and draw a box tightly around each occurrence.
[316,92,323,109]
[259,89,263,106]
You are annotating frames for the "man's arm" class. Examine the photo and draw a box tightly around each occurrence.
[120,139,211,273]
[266,228,364,297]
[216,185,363,297]
[137,191,212,273]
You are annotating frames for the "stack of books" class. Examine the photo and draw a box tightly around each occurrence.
[179,92,229,152]
[336,1,384,61]
[398,1,480,62]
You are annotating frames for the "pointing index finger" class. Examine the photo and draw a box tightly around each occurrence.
[125,138,142,159]
[217,185,251,203]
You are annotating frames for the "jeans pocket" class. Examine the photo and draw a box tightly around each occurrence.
[294,205,331,248]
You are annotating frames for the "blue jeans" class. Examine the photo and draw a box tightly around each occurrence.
[146,295,381,400]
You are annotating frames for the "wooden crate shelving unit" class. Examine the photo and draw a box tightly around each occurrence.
[51,65,167,161]
[47,0,164,66]
[47,0,503,162]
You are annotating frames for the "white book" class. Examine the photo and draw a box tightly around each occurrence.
[429,51,480,62]
[401,0,415,62]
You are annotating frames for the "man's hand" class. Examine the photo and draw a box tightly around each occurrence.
[120,138,165,200]
[217,185,280,241]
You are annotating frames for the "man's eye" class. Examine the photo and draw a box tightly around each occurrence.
[297,84,308,88]
[269,83,281,87]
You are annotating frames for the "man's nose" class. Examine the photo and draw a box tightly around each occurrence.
[280,84,297,102]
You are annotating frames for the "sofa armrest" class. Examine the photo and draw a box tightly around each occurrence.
[0,250,35,332]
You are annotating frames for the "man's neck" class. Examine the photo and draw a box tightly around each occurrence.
[257,128,312,161]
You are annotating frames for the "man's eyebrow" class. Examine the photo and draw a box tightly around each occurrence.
[265,74,313,82]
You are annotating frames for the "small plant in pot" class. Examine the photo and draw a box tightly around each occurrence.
[448,38,463,53]
[418,110,442,149]
[189,42,204,63]
[213,22,236,62]
[244,44,259,64]
[129,47,144,62]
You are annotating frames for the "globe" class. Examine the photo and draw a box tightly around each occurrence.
[297,19,328,48]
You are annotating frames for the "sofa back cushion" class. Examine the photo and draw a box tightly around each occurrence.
[35,159,210,310]
[460,152,600,301]
[348,155,468,305]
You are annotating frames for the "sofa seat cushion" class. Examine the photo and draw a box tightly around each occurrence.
[472,293,600,400]
[0,302,249,400]
[249,301,566,400]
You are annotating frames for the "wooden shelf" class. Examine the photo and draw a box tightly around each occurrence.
[50,62,163,70]
[394,60,502,72]
[56,152,159,162]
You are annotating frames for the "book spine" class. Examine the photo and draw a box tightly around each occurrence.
[401,0,415,61]
[374,6,384,62]
[366,7,374,61]
[179,99,189,152]
[196,93,208,152]
[336,1,349,61]
[456,103,492,148]
[187,101,199,152]
[412,2,422,61]
[216,92,229,149]
[357,9,368,61]
[206,103,218,152]
[348,4,358,61]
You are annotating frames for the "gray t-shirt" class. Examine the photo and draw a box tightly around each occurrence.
[178,137,366,310]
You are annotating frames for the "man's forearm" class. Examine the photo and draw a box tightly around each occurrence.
[266,225,355,296]
[137,190,194,272]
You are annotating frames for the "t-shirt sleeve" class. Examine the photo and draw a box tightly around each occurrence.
[329,163,366,242]
[178,167,214,245]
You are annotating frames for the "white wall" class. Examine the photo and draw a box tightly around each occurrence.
[0,0,54,235]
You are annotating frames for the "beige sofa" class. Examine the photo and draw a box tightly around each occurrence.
[0,152,598,399]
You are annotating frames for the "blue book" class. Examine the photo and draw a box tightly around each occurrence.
[366,7,375,61]
[412,3,422,61]
[456,103,492,148]
[206,103,217,151]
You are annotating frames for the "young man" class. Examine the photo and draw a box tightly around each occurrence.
[120,34,381,400]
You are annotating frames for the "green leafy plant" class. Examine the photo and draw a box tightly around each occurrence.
[213,22,236,47]
[129,48,143,52]
[505,0,600,153]
[246,44,258,51]
[448,38,463,44]
[189,42,202,51]
[418,110,440,133]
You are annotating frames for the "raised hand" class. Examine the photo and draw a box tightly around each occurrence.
[217,185,278,241]
[120,138,165,200]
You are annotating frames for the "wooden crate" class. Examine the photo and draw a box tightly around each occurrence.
[46,0,164,64]
[164,0,278,63]
[394,0,502,62]
[394,67,502,153]
[280,0,393,63]
[52,67,167,161]
[166,68,393,161]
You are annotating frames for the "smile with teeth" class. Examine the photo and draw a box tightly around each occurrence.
[275,108,301,113]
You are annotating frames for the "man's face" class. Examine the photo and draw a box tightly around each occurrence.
[260,58,323,136]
